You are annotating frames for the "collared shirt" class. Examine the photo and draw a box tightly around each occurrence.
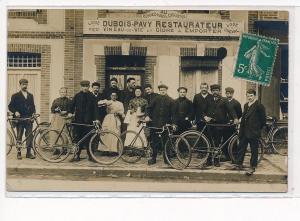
[201,93,208,99]
[21,90,28,99]
[248,99,257,107]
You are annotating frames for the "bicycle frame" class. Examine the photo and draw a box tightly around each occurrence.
[7,115,41,146]
[52,121,97,149]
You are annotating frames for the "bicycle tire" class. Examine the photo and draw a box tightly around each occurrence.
[165,135,191,170]
[6,129,14,155]
[179,130,210,167]
[120,130,145,164]
[33,129,71,163]
[271,126,288,156]
[228,135,264,164]
[89,130,123,165]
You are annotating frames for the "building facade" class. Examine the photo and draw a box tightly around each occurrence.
[7,9,288,122]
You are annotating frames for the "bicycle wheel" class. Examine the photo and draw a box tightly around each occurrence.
[180,130,210,167]
[165,135,191,170]
[89,130,123,165]
[228,135,264,164]
[7,129,14,155]
[120,130,145,163]
[271,126,288,156]
[34,129,71,163]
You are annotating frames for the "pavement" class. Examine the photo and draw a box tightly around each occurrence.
[6,147,288,185]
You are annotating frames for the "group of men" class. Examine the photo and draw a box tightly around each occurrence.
[8,76,266,175]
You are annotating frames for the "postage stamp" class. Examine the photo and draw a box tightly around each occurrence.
[233,33,279,86]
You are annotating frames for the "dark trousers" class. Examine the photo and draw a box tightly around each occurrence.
[150,131,167,162]
[16,122,33,154]
[74,125,93,157]
[236,136,259,168]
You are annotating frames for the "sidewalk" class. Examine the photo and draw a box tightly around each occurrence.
[6,148,288,184]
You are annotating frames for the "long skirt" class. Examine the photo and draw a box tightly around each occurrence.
[99,114,121,152]
[124,112,147,148]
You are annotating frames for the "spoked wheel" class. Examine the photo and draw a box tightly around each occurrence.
[228,135,264,164]
[271,126,288,156]
[180,130,210,167]
[120,130,145,163]
[6,129,14,156]
[89,130,123,165]
[164,135,191,170]
[33,129,71,163]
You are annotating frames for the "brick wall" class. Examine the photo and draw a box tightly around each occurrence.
[145,56,157,86]
[218,61,222,88]
[64,9,84,96]
[8,44,51,122]
[8,9,47,24]
[95,55,106,91]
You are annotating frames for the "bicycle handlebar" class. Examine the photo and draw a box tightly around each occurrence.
[8,113,40,121]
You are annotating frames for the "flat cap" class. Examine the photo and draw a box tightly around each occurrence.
[225,87,234,93]
[19,78,28,84]
[80,80,90,86]
[92,82,100,87]
[210,84,221,90]
[177,86,188,92]
[110,77,118,83]
[158,84,168,89]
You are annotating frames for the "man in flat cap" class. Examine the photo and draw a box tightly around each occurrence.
[203,84,238,167]
[145,83,174,165]
[8,78,36,160]
[172,87,194,134]
[225,87,242,120]
[69,80,99,162]
[91,82,107,124]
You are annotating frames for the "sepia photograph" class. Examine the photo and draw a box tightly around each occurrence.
[5,9,288,193]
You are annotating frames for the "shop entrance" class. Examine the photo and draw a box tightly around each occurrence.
[105,55,146,90]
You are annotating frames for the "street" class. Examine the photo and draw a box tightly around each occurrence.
[7,175,287,192]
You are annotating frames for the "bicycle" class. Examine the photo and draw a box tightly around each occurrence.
[261,116,288,156]
[179,120,264,168]
[120,120,191,170]
[34,117,123,164]
[6,113,50,156]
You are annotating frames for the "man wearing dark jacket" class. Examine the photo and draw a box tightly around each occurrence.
[144,84,159,105]
[225,87,242,120]
[172,87,194,134]
[203,84,238,167]
[145,84,173,165]
[8,78,36,160]
[233,89,266,175]
[91,82,106,124]
[69,80,99,162]
[103,77,122,101]
[122,77,136,112]
[193,83,214,130]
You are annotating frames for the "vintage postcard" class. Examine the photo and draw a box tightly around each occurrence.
[6,9,288,193]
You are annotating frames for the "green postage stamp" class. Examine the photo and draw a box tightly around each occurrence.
[233,33,279,86]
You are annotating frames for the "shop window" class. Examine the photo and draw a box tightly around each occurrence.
[7,52,41,69]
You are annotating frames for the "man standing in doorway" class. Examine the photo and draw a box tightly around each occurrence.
[8,78,36,160]
[103,77,122,101]
[233,89,266,175]
[69,80,99,162]
[122,77,136,112]
[145,84,173,165]
[193,83,214,130]
[144,84,159,105]
[172,87,194,134]
[91,82,107,124]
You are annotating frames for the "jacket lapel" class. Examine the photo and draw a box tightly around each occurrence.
[245,100,258,119]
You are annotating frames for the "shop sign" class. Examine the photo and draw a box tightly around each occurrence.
[84,18,243,37]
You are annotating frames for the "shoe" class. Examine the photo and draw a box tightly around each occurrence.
[17,152,22,160]
[214,161,221,167]
[26,153,36,159]
[229,164,243,170]
[148,158,156,165]
[245,167,255,176]
[200,161,212,169]
[88,157,97,163]
[70,155,80,162]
